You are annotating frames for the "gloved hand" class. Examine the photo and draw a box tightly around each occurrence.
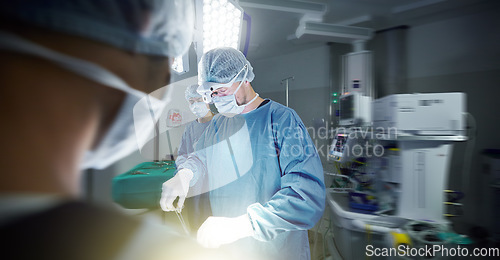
[160,168,193,212]
[197,214,254,248]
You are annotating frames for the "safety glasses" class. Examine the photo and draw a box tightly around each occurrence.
[198,65,248,103]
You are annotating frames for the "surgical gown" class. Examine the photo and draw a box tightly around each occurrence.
[178,100,325,260]
[175,119,212,229]
[176,119,211,166]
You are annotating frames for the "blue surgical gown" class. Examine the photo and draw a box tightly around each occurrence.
[176,119,211,167]
[178,100,325,260]
[175,119,212,229]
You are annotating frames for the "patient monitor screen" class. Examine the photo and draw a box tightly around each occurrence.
[330,134,348,159]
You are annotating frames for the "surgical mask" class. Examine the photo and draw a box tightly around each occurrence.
[0,31,166,170]
[189,102,210,118]
[211,66,259,117]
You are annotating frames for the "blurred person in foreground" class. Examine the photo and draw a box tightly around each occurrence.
[0,1,231,259]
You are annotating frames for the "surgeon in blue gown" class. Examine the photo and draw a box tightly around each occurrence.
[161,47,325,260]
[176,84,214,230]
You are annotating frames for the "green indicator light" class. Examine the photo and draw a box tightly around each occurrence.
[333,92,338,97]
[333,99,338,104]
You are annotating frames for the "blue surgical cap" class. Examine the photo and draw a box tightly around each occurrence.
[185,84,202,101]
[198,47,255,85]
[0,0,194,57]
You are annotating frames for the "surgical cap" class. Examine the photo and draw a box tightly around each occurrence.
[185,84,202,101]
[198,47,255,85]
[0,0,194,57]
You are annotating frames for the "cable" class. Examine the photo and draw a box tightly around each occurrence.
[323,222,331,260]
[333,161,341,174]
[326,173,358,192]
[312,216,323,260]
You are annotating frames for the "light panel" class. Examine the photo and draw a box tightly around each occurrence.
[202,0,243,54]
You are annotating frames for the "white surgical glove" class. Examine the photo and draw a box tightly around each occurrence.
[160,168,193,212]
[197,214,254,248]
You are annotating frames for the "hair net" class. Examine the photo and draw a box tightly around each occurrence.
[185,84,202,101]
[198,47,255,85]
[0,0,194,57]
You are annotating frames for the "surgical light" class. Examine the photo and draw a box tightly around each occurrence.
[201,0,243,54]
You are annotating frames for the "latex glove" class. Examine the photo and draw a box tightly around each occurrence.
[197,214,254,248]
[160,168,193,212]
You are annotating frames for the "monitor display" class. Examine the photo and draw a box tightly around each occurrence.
[329,133,348,160]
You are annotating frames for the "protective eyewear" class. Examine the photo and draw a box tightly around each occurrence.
[198,65,248,103]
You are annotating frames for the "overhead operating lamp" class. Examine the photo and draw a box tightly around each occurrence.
[196,0,244,59]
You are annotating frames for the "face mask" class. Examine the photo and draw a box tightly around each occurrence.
[0,31,166,170]
[211,66,259,117]
[189,102,210,118]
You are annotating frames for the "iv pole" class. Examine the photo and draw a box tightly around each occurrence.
[281,76,294,107]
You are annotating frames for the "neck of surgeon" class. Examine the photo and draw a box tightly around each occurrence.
[237,81,264,114]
